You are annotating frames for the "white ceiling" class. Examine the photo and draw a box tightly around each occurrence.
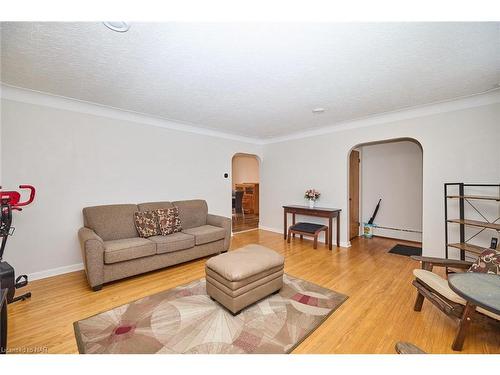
[1,22,499,139]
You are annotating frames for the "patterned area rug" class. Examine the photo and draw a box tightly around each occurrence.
[74,274,348,354]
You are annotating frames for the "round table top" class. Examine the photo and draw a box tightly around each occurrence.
[448,273,500,315]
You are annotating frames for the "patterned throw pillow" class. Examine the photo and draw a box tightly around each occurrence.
[156,207,182,236]
[468,248,500,275]
[134,211,160,238]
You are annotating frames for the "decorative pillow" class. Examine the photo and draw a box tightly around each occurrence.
[133,211,160,238]
[156,207,182,236]
[467,248,500,275]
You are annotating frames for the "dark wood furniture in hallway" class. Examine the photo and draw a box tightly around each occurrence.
[283,205,341,249]
[234,183,259,214]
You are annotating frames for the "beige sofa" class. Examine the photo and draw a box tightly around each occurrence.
[78,199,231,290]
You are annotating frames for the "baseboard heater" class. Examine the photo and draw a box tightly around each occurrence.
[374,225,422,234]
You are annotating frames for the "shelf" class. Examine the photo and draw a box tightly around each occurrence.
[447,219,500,231]
[444,183,500,264]
[448,242,487,256]
[447,195,500,201]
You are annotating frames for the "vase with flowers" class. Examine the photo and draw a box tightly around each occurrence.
[304,189,320,208]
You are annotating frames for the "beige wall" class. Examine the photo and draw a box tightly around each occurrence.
[232,154,259,188]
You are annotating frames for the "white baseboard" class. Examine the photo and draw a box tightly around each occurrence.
[258,225,282,234]
[232,228,259,235]
[28,262,84,281]
[259,225,350,248]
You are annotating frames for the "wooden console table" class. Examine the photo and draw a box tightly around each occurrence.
[283,205,341,249]
[0,289,6,354]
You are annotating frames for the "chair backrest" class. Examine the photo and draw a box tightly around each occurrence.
[234,191,244,212]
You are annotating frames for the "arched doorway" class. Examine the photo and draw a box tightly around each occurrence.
[347,138,423,243]
[231,153,260,233]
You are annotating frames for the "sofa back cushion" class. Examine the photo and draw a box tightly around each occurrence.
[138,201,174,212]
[83,204,139,241]
[173,199,208,229]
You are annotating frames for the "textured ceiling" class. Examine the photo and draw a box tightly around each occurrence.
[1,22,499,139]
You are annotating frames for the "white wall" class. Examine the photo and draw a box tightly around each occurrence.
[1,87,499,279]
[360,140,423,242]
[260,101,500,256]
[232,154,259,187]
[0,98,261,279]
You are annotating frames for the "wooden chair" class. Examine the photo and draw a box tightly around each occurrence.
[395,342,426,354]
[232,190,244,216]
[287,222,328,249]
[411,255,500,351]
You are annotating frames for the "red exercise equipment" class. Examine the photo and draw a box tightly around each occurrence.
[0,185,36,304]
[1,185,36,211]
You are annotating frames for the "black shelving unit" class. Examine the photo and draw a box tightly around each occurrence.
[444,183,500,263]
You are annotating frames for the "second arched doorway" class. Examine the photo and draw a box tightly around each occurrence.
[348,138,423,243]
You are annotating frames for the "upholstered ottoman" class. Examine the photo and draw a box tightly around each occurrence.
[205,244,284,314]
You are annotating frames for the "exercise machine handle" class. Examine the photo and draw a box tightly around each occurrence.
[15,185,36,207]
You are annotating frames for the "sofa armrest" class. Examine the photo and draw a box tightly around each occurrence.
[411,255,473,271]
[207,214,231,252]
[78,227,105,289]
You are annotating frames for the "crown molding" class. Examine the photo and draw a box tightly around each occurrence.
[2,83,499,146]
[0,83,262,145]
[260,88,500,144]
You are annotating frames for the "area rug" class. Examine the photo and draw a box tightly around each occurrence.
[388,244,422,257]
[74,274,348,354]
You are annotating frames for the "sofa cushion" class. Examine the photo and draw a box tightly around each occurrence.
[156,207,182,236]
[206,244,284,282]
[104,237,156,264]
[173,200,208,229]
[138,201,174,212]
[182,225,226,245]
[134,211,160,238]
[83,204,139,241]
[468,249,500,275]
[149,232,195,254]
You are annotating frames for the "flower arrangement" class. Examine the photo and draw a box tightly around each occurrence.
[304,189,320,201]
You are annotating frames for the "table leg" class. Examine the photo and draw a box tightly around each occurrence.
[283,211,287,240]
[452,302,476,351]
[292,214,296,238]
[328,217,333,250]
[336,212,340,247]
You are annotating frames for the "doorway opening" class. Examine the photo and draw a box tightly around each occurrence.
[348,138,423,244]
[231,153,260,233]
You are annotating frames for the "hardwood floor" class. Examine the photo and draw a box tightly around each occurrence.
[232,213,259,232]
[6,230,500,354]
